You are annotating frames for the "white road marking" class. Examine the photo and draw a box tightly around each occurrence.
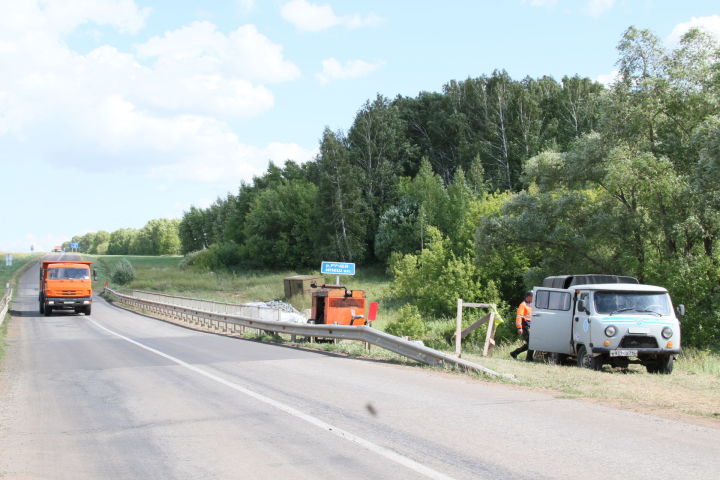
[89,318,459,480]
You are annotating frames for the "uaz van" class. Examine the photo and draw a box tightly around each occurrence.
[529,275,683,374]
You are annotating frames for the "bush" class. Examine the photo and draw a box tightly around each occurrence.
[111,259,135,285]
[214,241,243,267]
[180,242,245,271]
[389,227,501,316]
[385,304,426,339]
[180,249,216,270]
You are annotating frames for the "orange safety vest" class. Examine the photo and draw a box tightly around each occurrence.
[515,301,532,330]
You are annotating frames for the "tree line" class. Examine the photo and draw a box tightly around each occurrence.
[176,75,604,268]
[63,218,181,255]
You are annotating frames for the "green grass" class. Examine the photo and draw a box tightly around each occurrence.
[0,252,43,287]
[87,255,396,318]
[0,252,43,364]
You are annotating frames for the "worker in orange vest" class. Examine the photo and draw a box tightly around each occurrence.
[510,291,534,362]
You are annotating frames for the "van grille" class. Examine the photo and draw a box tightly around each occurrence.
[619,335,658,349]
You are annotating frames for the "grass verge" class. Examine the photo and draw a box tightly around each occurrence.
[0,252,43,286]
[0,252,43,364]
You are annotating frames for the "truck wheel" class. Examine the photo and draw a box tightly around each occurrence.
[84,305,92,316]
[39,301,45,314]
[577,346,602,371]
[44,306,52,317]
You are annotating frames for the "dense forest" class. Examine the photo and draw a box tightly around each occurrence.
[71,27,720,348]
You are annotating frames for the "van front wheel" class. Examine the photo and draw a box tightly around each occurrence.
[577,346,602,371]
[647,355,674,374]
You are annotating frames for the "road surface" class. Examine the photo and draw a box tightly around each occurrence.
[1,258,718,479]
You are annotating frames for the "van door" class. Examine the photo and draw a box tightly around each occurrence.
[529,288,574,355]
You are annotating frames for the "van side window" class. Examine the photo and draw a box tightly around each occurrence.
[548,292,571,311]
[535,290,549,309]
[536,290,571,311]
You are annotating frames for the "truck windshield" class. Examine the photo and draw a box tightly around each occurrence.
[48,268,90,280]
[594,292,670,315]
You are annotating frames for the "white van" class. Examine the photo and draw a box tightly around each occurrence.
[529,275,683,374]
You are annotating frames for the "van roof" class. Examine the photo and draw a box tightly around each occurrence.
[569,283,668,293]
[542,274,638,289]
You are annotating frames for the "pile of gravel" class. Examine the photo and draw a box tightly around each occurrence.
[264,300,300,313]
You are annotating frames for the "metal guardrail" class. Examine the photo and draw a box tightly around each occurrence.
[105,288,514,380]
[133,290,287,322]
[0,287,12,326]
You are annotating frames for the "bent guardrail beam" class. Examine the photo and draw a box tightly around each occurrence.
[104,288,514,381]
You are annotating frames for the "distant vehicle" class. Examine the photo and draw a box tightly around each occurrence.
[39,260,93,316]
[529,274,683,374]
[52,246,63,252]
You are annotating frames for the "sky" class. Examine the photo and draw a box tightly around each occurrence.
[0,0,718,252]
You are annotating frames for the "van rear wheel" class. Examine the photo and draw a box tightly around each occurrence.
[577,346,602,371]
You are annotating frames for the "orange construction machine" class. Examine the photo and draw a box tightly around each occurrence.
[309,284,370,326]
[39,260,93,316]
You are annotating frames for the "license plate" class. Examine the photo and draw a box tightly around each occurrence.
[64,301,76,304]
[610,349,637,357]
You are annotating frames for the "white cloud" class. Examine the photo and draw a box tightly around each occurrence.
[0,2,310,186]
[667,15,720,45]
[585,0,615,17]
[280,0,384,32]
[137,22,301,84]
[38,0,150,34]
[595,69,620,86]
[316,58,384,85]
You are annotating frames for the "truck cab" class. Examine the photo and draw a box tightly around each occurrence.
[529,274,682,374]
[39,260,93,316]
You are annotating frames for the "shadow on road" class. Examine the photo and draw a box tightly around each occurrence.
[9,309,38,317]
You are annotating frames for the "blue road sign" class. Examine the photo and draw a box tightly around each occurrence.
[321,261,355,275]
[70,242,79,249]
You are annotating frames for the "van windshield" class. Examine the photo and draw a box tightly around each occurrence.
[48,268,90,280]
[594,291,670,315]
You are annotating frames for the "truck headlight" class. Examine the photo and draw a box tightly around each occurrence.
[662,327,673,339]
[48,301,54,305]
[83,300,90,304]
[604,325,617,337]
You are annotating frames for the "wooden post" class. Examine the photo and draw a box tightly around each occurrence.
[455,298,463,358]
[483,311,496,357]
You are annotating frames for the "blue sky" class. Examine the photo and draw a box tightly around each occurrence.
[0,0,718,252]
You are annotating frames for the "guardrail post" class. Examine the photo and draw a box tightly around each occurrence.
[455,298,463,358]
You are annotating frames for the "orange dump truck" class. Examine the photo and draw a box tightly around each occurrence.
[39,260,93,316]
[309,284,369,325]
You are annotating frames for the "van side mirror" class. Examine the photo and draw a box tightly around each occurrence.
[577,300,586,313]
[676,304,685,317]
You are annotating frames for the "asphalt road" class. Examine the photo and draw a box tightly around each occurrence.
[1,258,719,479]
